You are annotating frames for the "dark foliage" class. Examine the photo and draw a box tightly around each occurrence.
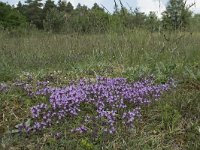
[0,0,199,32]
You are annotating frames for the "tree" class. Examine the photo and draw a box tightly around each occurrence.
[146,11,159,31]
[66,2,74,13]
[69,4,89,33]
[43,8,66,32]
[43,0,56,15]
[43,0,57,21]
[133,8,146,27]
[162,0,192,30]
[122,8,146,29]
[24,0,43,29]
[58,0,66,12]
[0,2,26,28]
[91,3,104,12]
[16,1,23,12]
[76,3,88,13]
[89,3,109,32]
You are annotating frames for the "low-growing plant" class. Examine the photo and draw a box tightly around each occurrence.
[15,77,174,140]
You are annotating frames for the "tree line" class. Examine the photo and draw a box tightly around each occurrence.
[0,0,200,33]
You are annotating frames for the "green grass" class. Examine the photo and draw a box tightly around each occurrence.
[0,29,200,149]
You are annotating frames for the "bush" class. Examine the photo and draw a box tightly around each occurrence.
[0,2,26,29]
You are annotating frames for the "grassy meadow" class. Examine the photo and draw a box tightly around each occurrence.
[0,29,200,149]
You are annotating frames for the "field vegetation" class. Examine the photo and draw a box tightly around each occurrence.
[0,0,200,149]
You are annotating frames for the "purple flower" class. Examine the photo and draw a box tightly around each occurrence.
[18,76,173,135]
[71,125,88,133]
[54,132,62,139]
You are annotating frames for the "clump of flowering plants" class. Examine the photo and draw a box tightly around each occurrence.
[17,76,174,135]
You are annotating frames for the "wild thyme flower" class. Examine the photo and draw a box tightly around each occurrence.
[71,125,88,133]
[19,77,174,134]
[0,83,9,93]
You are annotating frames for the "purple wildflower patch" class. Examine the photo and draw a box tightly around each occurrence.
[18,77,174,134]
